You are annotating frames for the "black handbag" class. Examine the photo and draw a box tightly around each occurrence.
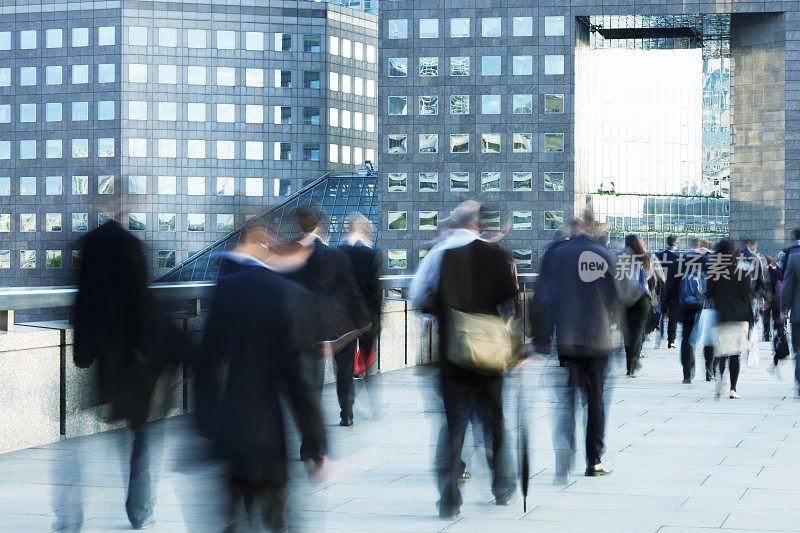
[774,328,790,361]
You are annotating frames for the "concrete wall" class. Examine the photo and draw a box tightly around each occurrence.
[0,300,436,454]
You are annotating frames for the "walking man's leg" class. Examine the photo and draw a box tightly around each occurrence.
[584,358,609,475]
[334,340,357,425]
[554,358,577,482]
[680,318,696,381]
[437,375,468,516]
[481,377,515,502]
[792,323,800,392]
[667,298,679,347]
[126,425,154,528]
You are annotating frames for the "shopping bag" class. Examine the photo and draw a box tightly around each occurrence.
[747,337,760,368]
[354,339,375,376]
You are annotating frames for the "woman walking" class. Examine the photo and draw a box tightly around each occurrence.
[705,239,754,399]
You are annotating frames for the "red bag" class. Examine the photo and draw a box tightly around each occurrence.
[353,340,374,376]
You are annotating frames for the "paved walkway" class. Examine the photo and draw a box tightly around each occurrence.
[1,333,800,532]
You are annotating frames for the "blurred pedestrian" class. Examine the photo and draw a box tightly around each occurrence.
[70,217,181,530]
[412,201,520,517]
[706,239,754,399]
[762,257,782,342]
[533,218,618,482]
[657,235,681,348]
[779,227,800,394]
[678,238,712,383]
[195,218,327,531]
[617,234,658,377]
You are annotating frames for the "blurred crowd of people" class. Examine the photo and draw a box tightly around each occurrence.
[60,200,800,530]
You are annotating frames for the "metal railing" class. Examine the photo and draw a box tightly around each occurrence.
[0,274,537,332]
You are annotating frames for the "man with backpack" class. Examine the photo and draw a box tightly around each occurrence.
[779,228,800,393]
[678,239,711,383]
[657,236,681,348]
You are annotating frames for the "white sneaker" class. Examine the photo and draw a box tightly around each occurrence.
[729,390,740,399]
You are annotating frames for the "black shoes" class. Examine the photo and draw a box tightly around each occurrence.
[495,491,515,506]
[437,501,460,519]
[682,378,692,384]
[667,342,675,349]
[339,416,353,427]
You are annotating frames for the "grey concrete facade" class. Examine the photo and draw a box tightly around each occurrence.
[0,0,378,284]
[379,1,800,273]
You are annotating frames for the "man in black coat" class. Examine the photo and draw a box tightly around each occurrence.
[195,218,327,531]
[533,221,618,482]
[72,219,179,529]
[656,235,681,348]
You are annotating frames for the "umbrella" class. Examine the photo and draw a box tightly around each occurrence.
[517,368,530,513]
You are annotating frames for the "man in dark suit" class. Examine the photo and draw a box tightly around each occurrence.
[780,228,800,394]
[195,218,327,531]
[415,201,519,517]
[533,219,618,482]
[72,218,180,530]
[656,235,681,348]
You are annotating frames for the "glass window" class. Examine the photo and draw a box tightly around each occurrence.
[72,175,88,194]
[481,172,501,191]
[388,96,407,116]
[20,140,36,159]
[450,172,469,192]
[216,140,235,159]
[275,106,291,124]
[157,175,176,195]
[387,134,407,154]
[158,139,177,158]
[388,20,408,39]
[245,68,264,87]
[216,177,234,196]
[450,57,470,76]
[157,251,176,269]
[98,175,114,194]
[482,211,501,231]
[46,29,62,48]
[341,74,351,93]
[72,139,88,158]
[367,79,376,98]
[187,66,205,85]
[367,43,377,63]
[46,139,62,158]
[46,176,62,195]
[274,142,291,161]
[513,56,533,75]
[388,250,407,270]
[129,27,147,46]
[128,101,147,120]
[0,141,9,159]
[303,107,320,125]
[513,211,532,230]
[0,32,8,50]
[451,95,470,115]
[450,134,469,153]
[245,141,263,160]
[513,133,533,153]
[341,109,351,129]
[0,214,8,232]
[245,31,263,51]
[217,214,234,231]
[304,35,321,52]
[72,213,89,232]
[354,41,364,61]
[450,18,470,38]
[304,71,320,89]
[419,57,438,77]
[0,105,8,123]
[129,213,146,231]
[388,173,407,192]
[545,94,565,113]
[482,17,501,37]
[513,250,533,269]
[20,176,36,195]
[0,68,11,87]
[128,138,147,157]
[72,64,89,84]
[187,103,206,122]
[545,211,564,230]
[20,103,36,122]
[217,30,235,50]
[328,35,339,56]
[513,17,533,37]
[420,19,439,39]
[187,177,205,195]
[419,173,438,192]
[274,33,292,52]
[157,28,177,47]
[45,66,62,85]
[158,65,176,84]
[158,213,176,231]
[46,214,62,232]
[20,250,36,268]
[216,103,235,123]
[72,28,89,47]
[544,171,565,191]
[482,95,501,114]
[482,56,501,76]
[545,16,565,36]
[98,26,115,46]
[98,63,115,83]
[0,250,8,268]
[245,177,263,196]
[129,175,146,194]
[245,104,263,124]
[419,211,438,230]
[513,94,533,114]
[20,67,36,86]
[303,143,320,161]
[157,101,175,121]
[187,29,206,48]
[545,55,565,75]
[98,100,114,120]
[513,172,532,191]
[481,134,501,153]
[20,30,37,49]
[544,133,564,152]
[388,58,407,77]
[388,212,407,230]
[419,134,438,153]
[419,96,438,115]
[187,214,205,232]
[98,138,114,157]
[276,70,292,88]
[329,72,339,91]
[217,67,235,86]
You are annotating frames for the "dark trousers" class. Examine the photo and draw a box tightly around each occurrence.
[335,340,357,419]
[624,296,650,375]
[660,296,679,344]
[437,370,514,509]
[126,426,154,527]
[225,477,286,532]
[680,314,714,380]
[792,322,800,386]
[556,356,608,468]
[763,305,783,340]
